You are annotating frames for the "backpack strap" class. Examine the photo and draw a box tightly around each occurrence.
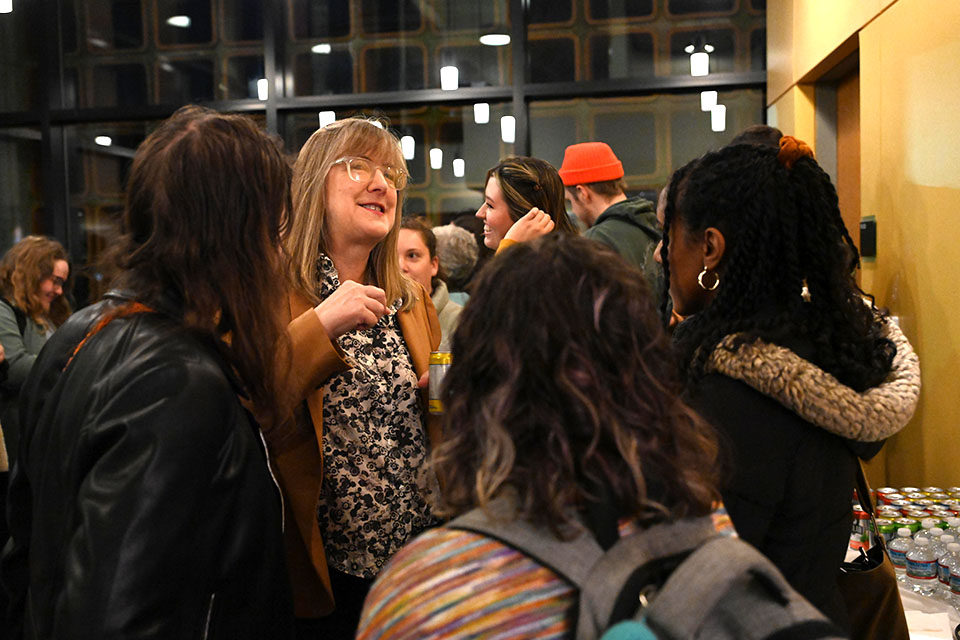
[449,496,603,587]
[0,296,27,336]
[576,516,717,637]
[644,537,843,640]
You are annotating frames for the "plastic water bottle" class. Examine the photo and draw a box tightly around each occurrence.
[889,527,913,582]
[938,542,960,600]
[951,556,960,609]
[907,538,939,596]
[945,517,960,538]
[929,528,947,557]
[914,518,940,542]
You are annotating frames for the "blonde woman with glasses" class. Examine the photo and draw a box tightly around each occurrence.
[272,117,440,638]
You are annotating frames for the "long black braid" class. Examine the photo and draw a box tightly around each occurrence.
[661,143,895,392]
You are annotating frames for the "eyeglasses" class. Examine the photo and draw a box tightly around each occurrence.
[333,156,408,190]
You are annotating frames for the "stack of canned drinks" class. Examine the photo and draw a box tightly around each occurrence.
[850,485,960,607]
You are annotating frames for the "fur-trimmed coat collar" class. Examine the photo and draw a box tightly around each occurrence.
[704,320,920,442]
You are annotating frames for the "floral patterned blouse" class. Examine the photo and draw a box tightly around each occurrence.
[316,255,439,578]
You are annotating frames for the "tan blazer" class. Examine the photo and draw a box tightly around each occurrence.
[271,288,441,618]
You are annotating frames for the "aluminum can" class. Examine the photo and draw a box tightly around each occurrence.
[877,487,899,496]
[874,518,896,544]
[894,517,921,534]
[850,505,873,550]
[922,486,944,495]
[428,351,452,415]
[879,492,905,505]
[907,493,929,501]
[900,487,922,495]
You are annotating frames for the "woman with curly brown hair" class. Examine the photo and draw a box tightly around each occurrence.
[475,155,579,251]
[0,235,71,463]
[356,234,725,639]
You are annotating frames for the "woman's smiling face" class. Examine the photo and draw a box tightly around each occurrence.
[475,176,515,250]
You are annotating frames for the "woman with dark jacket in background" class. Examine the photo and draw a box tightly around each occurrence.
[655,137,920,629]
[2,105,296,639]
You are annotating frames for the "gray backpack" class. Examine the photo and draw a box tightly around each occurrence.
[450,499,847,640]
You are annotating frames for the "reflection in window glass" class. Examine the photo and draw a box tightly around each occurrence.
[293,50,355,95]
[83,0,143,50]
[223,0,264,42]
[529,38,576,83]
[0,129,44,253]
[668,0,735,15]
[362,46,426,92]
[751,0,767,10]
[157,0,213,45]
[440,0,500,31]
[531,90,764,192]
[0,2,43,111]
[436,45,505,88]
[62,0,79,53]
[290,0,351,39]
[91,64,148,107]
[587,0,654,20]
[750,29,766,71]
[226,55,266,100]
[669,29,735,75]
[157,59,215,103]
[589,32,654,80]
[528,0,572,24]
[360,0,422,35]
[63,67,81,110]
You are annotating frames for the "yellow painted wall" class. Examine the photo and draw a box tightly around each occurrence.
[858,0,960,485]
[766,84,816,145]
[768,0,960,485]
[767,0,896,103]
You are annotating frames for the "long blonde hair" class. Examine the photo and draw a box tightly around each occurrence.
[287,117,416,310]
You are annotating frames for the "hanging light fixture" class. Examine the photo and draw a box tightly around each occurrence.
[473,103,490,124]
[453,159,465,178]
[311,43,331,54]
[711,105,727,132]
[166,15,191,28]
[94,136,113,147]
[700,90,718,111]
[318,111,336,128]
[430,148,443,170]
[0,0,13,13]
[500,116,516,144]
[440,66,459,91]
[400,136,415,160]
[684,37,714,77]
[256,78,268,101]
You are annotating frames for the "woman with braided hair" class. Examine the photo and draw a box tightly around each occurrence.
[655,137,920,629]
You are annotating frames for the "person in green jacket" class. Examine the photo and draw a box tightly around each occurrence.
[0,235,71,464]
[558,142,661,293]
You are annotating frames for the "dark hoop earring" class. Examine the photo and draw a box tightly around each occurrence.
[697,266,719,291]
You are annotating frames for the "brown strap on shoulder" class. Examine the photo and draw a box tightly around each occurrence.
[63,302,155,372]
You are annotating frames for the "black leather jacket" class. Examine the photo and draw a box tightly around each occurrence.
[2,293,294,639]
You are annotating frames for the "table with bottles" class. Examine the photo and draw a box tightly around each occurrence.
[852,485,960,638]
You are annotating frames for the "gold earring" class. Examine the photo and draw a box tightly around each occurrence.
[698,265,719,291]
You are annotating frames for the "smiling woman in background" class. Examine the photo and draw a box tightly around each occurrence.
[475,156,579,251]
[398,217,462,351]
[0,235,71,465]
[276,117,441,638]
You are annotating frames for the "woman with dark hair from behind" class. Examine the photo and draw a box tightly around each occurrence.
[475,156,579,252]
[356,234,725,638]
[2,105,295,639]
[654,138,920,628]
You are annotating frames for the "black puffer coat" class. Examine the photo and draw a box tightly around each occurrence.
[2,293,294,639]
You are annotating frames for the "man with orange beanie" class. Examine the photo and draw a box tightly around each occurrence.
[558,142,660,290]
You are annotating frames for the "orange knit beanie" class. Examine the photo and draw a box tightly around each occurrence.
[558,142,624,186]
